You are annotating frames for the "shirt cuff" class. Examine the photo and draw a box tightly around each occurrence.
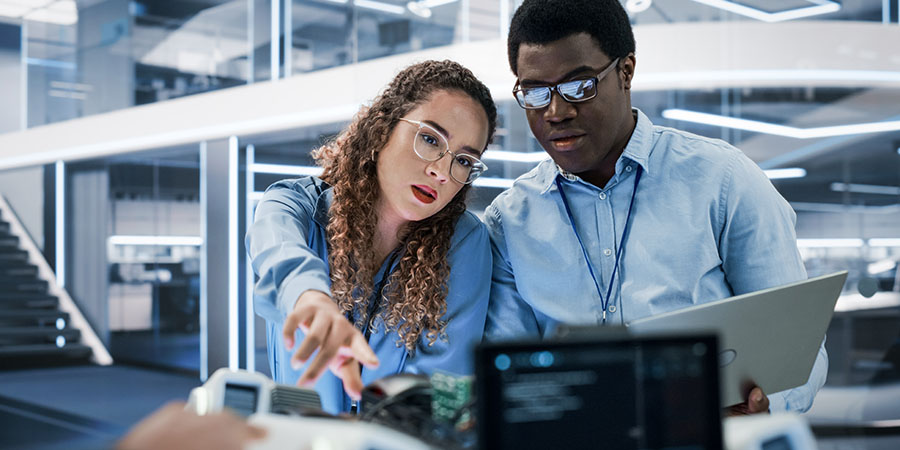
[277,272,332,316]
[767,391,788,413]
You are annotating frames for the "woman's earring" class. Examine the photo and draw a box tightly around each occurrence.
[371,148,377,162]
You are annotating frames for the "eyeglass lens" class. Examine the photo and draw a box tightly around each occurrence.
[517,78,597,108]
[412,126,483,184]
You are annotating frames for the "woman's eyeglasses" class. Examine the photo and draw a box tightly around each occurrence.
[398,118,487,185]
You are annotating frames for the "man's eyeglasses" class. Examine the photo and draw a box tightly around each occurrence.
[398,118,487,185]
[512,57,620,110]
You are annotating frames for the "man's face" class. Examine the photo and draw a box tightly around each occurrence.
[515,33,635,181]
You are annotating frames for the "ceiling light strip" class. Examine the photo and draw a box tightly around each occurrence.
[482,150,548,163]
[688,0,840,23]
[830,182,900,196]
[250,163,323,176]
[763,168,806,179]
[662,109,900,139]
[796,238,865,248]
[108,235,203,246]
[637,70,900,86]
[870,238,900,247]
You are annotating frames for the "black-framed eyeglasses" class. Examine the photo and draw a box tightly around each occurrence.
[398,118,488,185]
[512,57,621,110]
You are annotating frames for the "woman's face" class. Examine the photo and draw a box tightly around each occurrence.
[376,89,489,225]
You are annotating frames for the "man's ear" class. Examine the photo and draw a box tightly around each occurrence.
[621,53,636,91]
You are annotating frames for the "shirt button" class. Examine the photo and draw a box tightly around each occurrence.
[603,248,612,256]
[609,305,617,313]
[626,165,633,172]
[599,192,607,200]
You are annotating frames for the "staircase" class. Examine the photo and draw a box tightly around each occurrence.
[0,195,111,369]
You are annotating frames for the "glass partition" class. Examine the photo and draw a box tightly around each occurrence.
[66,146,202,373]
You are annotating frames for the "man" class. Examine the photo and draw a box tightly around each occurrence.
[484,0,826,414]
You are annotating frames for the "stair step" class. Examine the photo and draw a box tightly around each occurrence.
[0,265,39,277]
[0,278,48,293]
[0,221,9,234]
[0,343,92,369]
[0,293,57,302]
[0,296,59,309]
[0,249,28,263]
[0,235,18,249]
[0,310,69,327]
[0,327,80,346]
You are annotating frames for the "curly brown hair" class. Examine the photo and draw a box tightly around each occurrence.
[312,60,497,354]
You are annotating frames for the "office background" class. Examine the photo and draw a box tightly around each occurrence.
[0,0,898,446]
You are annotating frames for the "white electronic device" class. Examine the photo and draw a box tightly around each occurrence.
[187,368,321,417]
[246,414,431,450]
[724,413,818,450]
[629,271,847,406]
[187,369,430,450]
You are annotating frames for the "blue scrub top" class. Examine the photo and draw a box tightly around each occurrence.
[484,108,825,413]
[246,176,490,414]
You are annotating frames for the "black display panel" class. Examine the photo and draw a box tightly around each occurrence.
[476,333,723,450]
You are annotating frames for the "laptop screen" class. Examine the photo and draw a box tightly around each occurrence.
[476,333,722,450]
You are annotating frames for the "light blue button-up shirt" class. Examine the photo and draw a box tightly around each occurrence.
[247,176,491,414]
[484,109,826,413]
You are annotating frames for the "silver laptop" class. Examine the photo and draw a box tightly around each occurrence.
[628,271,848,406]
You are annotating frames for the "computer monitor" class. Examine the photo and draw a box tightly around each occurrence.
[476,332,723,450]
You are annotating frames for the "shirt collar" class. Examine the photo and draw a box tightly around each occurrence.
[313,182,333,228]
[540,107,654,194]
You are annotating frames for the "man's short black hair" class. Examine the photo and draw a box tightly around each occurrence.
[507,0,636,75]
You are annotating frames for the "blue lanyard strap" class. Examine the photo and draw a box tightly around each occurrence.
[555,165,643,324]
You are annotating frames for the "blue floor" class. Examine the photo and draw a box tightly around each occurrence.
[0,365,201,449]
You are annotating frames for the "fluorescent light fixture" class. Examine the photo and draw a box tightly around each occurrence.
[473,177,515,189]
[200,141,208,380]
[406,1,432,18]
[688,0,840,23]
[355,0,405,14]
[250,163,323,176]
[636,69,900,88]
[796,238,865,248]
[830,182,900,196]
[867,259,897,275]
[228,136,239,371]
[662,109,900,139]
[482,150,548,163]
[764,168,806,179]
[869,239,900,247]
[55,160,65,288]
[626,0,653,14]
[324,0,348,3]
[108,235,203,246]
[245,144,256,372]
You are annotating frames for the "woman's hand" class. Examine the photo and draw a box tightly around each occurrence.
[283,290,380,400]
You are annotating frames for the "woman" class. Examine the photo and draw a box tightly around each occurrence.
[246,60,497,414]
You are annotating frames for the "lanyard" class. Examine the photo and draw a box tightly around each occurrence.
[356,248,403,342]
[555,165,642,324]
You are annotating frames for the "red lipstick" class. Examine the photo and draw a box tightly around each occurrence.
[411,185,436,204]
